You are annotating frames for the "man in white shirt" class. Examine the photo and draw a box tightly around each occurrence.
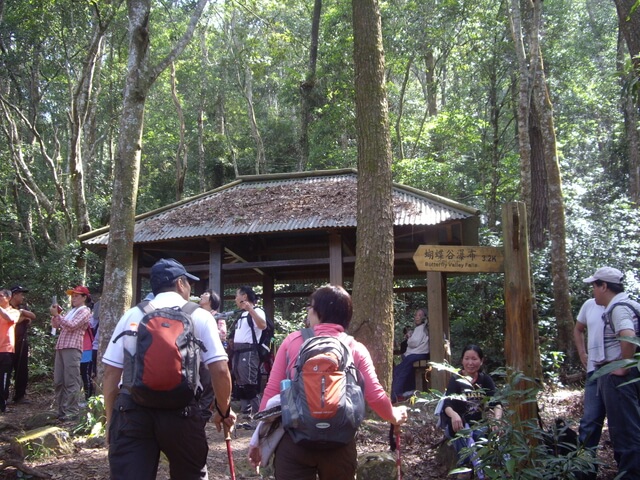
[583,266,640,478]
[103,258,236,480]
[391,308,429,402]
[573,297,606,456]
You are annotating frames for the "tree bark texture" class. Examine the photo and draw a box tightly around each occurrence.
[298,0,322,171]
[613,0,640,204]
[350,0,395,391]
[170,61,188,201]
[68,10,111,236]
[530,0,573,358]
[508,0,532,210]
[508,0,573,357]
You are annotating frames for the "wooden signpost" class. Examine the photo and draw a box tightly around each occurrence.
[412,245,504,274]
[413,202,539,425]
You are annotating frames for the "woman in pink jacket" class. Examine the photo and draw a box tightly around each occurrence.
[249,284,407,479]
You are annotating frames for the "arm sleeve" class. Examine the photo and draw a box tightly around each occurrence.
[352,342,395,422]
[259,333,297,411]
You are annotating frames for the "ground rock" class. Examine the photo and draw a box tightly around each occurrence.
[11,426,74,458]
[23,411,57,431]
[357,451,397,480]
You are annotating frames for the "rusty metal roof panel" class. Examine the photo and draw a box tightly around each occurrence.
[81,169,478,246]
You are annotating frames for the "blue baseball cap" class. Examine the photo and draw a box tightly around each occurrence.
[150,258,199,293]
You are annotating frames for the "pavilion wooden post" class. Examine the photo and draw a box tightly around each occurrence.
[502,202,539,424]
[427,271,450,392]
[208,239,224,299]
[329,232,344,286]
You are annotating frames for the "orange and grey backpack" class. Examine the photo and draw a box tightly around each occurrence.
[114,301,206,409]
[280,328,366,449]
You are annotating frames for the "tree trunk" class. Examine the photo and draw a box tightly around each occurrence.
[0,97,71,247]
[298,0,322,171]
[68,16,109,236]
[509,0,573,357]
[99,0,209,368]
[394,57,413,161]
[197,30,207,193]
[529,0,573,356]
[243,66,266,175]
[351,0,395,391]
[508,0,532,209]
[528,103,548,249]
[170,61,188,201]
[424,49,438,116]
[613,0,640,204]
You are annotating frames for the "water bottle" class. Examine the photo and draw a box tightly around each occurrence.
[280,379,291,392]
[280,378,299,428]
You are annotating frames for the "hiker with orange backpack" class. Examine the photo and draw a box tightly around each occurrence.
[248,285,407,479]
[103,258,236,480]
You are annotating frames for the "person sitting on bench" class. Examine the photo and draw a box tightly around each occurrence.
[391,308,429,402]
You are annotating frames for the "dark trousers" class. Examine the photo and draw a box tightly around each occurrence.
[597,368,640,478]
[391,353,430,401]
[108,393,209,480]
[274,431,357,480]
[80,361,94,400]
[12,334,28,401]
[0,353,14,412]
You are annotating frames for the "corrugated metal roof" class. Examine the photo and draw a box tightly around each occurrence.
[81,169,478,246]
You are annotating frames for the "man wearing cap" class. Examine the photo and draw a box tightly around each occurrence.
[103,258,235,480]
[583,267,640,478]
[9,286,35,404]
[49,285,92,421]
[0,289,20,413]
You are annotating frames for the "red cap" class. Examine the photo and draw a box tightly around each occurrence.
[66,285,90,296]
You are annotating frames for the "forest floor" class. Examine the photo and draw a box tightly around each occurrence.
[0,386,619,479]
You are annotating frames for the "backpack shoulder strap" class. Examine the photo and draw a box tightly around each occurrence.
[286,328,315,379]
[301,327,314,341]
[137,300,154,315]
[607,301,640,333]
[113,302,150,343]
[181,302,200,316]
[247,308,269,346]
[247,314,259,346]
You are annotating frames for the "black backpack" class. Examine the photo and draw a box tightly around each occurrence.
[114,301,206,409]
[248,308,275,362]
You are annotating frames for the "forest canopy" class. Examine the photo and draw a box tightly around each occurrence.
[1,0,639,375]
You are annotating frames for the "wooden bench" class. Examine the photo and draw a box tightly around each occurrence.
[413,359,431,392]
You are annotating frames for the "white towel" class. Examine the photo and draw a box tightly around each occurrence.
[249,394,285,467]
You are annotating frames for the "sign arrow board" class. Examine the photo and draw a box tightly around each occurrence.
[413,245,504,273]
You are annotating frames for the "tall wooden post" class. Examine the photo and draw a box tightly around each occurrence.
[502,202,539,423]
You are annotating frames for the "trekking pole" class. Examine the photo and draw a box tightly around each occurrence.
[394,424,402,480]
[224,425,236,480]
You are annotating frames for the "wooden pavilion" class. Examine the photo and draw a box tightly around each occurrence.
[80,169,481,389]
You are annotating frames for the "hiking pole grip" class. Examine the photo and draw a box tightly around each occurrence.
[224,424,236,480]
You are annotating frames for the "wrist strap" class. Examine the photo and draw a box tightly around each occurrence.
[214,400,231,419]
